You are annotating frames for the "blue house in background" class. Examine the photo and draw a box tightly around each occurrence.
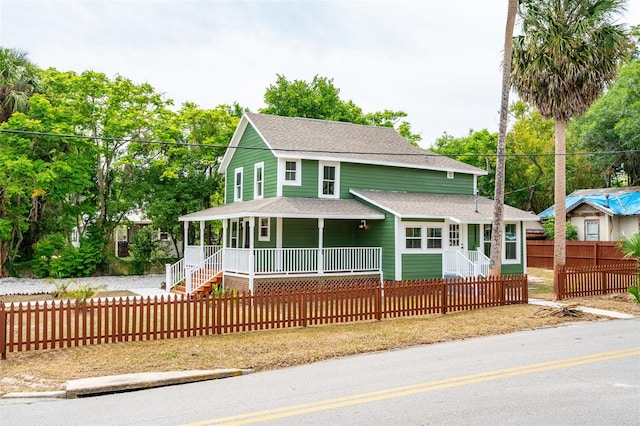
[539,187,640,241]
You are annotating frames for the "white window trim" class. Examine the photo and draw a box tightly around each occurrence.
[230,219,239,248]
[447,171,454,179]
[318,161,340,199]
[401,223,445,253]
[254,162,264,200]
[234,167,243,202]
[503,222,520,264]
[280,158,301,187]
[258,217,270,242]
[585,219,600,241]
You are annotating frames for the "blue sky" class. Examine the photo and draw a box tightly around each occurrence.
[1,0,639,146]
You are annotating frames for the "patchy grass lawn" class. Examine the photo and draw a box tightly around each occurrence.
[1,270,638,397]
[0,304,594,396]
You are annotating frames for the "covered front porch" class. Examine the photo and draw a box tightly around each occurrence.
[168,197,386,294]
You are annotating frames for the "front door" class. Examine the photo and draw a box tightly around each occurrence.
[448,223,464,252]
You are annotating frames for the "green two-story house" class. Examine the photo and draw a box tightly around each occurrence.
[170,112,538,293]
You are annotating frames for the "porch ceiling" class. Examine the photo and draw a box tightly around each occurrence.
[350,189,540,223]
[179,197,386,222]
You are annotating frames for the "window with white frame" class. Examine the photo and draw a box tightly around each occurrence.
[319,162,339,198]
[283,160,300,184]
[258,217,270,241]
[234,167,243,202]
[254,162,264,199]
[483,224,492,256]
[585,220,599,241]
[449,224,460,247]
[447,171,454,179]
[504,223,518,260]
[230,220,239,248]
[158,230,170,241]
[426,227,443,249]
[405,227,422,249]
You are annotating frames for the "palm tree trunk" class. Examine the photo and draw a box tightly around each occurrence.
[553,120,567,295]
[489,0,518,276]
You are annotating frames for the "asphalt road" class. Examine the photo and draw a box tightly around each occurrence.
[1,319,639,426]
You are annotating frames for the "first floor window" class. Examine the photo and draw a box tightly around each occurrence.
[483,224,492,255]
[230,221,238,248]
[258,217,270,241]
[505,223,517,260]
[585,220,599,241]
[426,227,442,249]
[405,227,422,249]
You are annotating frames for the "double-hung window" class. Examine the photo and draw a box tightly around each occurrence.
[254,162,264,199]
[426,227,443,249]
[319,161,340,198]
[258,217,270,241]
[585,220,599,241]
[504,223,517,260]
[405,227,422,249]
[280,159,301,188]
[234,167,243,202]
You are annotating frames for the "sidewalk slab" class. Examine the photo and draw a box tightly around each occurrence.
[66,368,253,398]
[2,390,66,399]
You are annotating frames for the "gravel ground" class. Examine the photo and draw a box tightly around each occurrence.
[0,274,165,295]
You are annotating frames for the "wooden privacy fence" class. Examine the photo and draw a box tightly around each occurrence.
[527,241,634,269]
[1,275,528,359]
[555,263,639,300]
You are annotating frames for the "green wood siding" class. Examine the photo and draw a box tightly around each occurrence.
[323,220,358,247]
[282,218,318,248]
[356,210,396,280]
[341,163,474,197]
[226,125,278,203]
[502,264,524,274]
[282,159,318,197]
[401,254,442,279]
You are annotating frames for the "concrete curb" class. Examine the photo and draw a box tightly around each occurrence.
[2,368,254,400]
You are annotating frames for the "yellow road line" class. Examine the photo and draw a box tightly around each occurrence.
[186,347,640,426]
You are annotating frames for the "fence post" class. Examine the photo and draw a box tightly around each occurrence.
[441,282,447,314]
[375,283,382,321]
[601,270,608,295]
[301,291,307,328]
[0,304,6,360]
[554,266,563,300]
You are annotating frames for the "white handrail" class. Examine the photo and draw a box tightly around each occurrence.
[185,249,223,294]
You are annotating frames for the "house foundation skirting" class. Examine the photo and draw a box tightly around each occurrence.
[222,273,381,295]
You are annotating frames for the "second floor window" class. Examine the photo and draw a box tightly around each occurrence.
[254,163,264,199]
[285,161,297,182]
[319,161,340,198]
[234,167,243,202]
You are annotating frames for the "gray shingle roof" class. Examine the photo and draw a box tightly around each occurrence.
[351,189,539,223]
[179,197,386,221]
[243,112,486,175]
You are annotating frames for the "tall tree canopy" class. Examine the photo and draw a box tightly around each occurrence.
[511,0,631,278]
[570,29,640,186]
[0,47,40,123]
[260,74,422,145]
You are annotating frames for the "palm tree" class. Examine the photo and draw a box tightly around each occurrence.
[511,0,631,292]
[0,47,40,123]
[489,0,519,276]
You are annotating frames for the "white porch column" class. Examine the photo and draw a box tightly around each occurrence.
[222,219,228,249]
[318,218,324,274]
[183,221,189,255]
[249,217,255,292]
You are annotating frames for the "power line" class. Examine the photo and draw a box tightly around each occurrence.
[0,128,638,158]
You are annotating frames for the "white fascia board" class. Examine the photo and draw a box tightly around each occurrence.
[349,189,400,216]
[282,154,487,176]
[180,211,385,222]
[218,114,277,174]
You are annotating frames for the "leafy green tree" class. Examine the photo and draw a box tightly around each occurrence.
[542,218,578,241]
[0,47,40,123]
[260,74,422,145]
[432,129,497,199]
[570,58,640,186]
[511,0,631,279]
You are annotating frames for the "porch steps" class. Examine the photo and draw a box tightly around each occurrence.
[171,270,222,297]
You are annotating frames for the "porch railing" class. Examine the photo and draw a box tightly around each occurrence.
[185,249,223,294]
[224,247,382,276]
[444,250,488,277]
[184,245,222,267]
[166,245,222,291]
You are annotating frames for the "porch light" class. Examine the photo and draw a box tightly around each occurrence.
[359,220,367,230]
